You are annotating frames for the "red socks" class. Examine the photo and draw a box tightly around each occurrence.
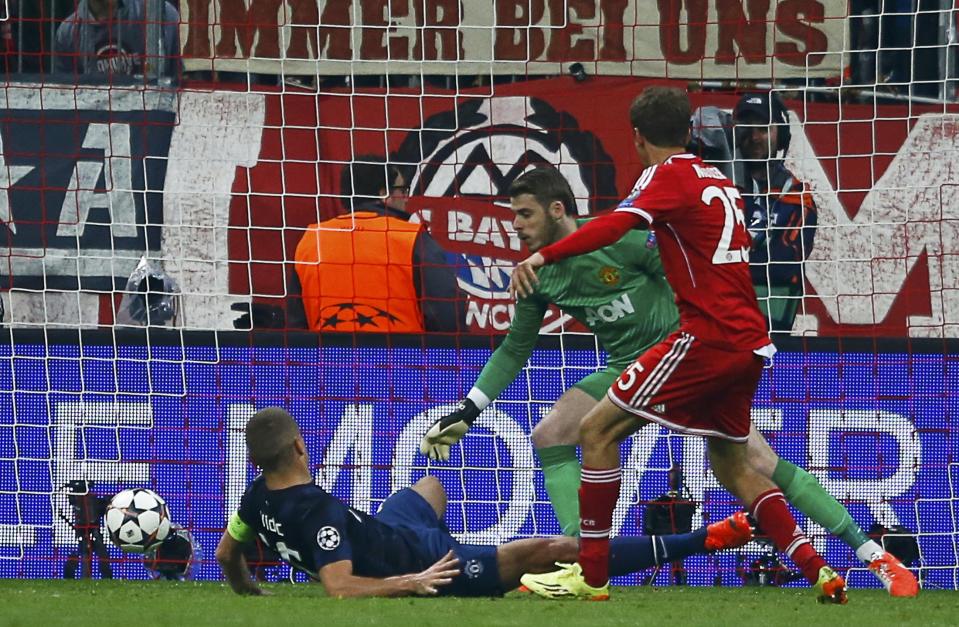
[750,489,827,584]
[578,466,621,588]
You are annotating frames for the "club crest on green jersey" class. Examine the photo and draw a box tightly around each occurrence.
[598,266,621,286]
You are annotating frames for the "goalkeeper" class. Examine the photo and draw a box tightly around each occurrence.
[420,166,917,596]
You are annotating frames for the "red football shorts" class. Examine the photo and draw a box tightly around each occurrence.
[606,330,765,442]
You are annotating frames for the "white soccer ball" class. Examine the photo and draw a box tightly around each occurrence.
[105,488,172,554]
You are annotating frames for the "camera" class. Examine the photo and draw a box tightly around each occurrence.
[60,480,112,579]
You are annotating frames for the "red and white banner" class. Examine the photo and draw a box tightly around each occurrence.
[178,0,845,79]
[3,77,956,336]
[222,77,959,338]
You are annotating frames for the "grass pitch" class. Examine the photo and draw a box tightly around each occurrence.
[2,579,957,627]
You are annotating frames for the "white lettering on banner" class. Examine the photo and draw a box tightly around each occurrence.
[448,211,521,252]
[391,404,536,544]
[0,129,34,235]
[52,401,151,545]
[790,114,959,336]
[466,300,515,330]
[585,293,636,325]
[464,257,514,297]
[682,433,724,532]
[808,410,919,528]
[1,86,264,329]
[318,405,375,514]
[449,211,473,242]
[57,123,136,239]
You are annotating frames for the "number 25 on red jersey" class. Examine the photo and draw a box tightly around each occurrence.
[703,185,749,265]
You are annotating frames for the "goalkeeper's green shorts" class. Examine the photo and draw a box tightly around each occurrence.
[571,365,625,401]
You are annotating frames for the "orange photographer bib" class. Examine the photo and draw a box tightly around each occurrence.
[294,212,425,333]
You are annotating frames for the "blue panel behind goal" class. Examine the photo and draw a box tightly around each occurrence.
[0,341,955,589]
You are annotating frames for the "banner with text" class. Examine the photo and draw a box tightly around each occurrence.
[178,0,845,79]
[0,84,175,291]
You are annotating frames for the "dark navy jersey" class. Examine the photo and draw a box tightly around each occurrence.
[235,476,434,579]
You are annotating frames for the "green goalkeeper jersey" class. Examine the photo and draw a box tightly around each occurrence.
[473,224,680,401]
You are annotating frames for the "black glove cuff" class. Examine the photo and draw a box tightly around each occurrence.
[458,398,481,426]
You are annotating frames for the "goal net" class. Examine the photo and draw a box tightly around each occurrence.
[0,0,957,589]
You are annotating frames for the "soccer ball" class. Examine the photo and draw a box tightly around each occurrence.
[105,488,172,554]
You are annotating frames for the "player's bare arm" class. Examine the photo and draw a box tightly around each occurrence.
[215,530,269,596]
[533,212,641,271]
[319,551,461,598]
[508,252,545,299]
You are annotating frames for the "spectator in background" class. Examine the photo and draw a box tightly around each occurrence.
[732,92,818,333]
[54,0,180,80]
[287,156,464,333]
[849,0,913,92]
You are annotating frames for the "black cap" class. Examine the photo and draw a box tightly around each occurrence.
[732,92,793,155]
[733,92,785,125]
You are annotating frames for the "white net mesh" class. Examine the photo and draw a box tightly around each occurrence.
[0,0,954,588]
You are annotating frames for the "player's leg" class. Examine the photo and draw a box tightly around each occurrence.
[531,372,613,536]
[747,425,877,553]
[571,332,710,593]
[496,537,576,590]
[409,475,447,520]
[746,426,917,596]
[376,476,448,529]
[516,513,753,594]
[702,352,845,602]
[504,399,643,599]
[577,395,646,589]
[707,436,844,602]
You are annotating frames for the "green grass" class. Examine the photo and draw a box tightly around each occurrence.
[1,580,957,627]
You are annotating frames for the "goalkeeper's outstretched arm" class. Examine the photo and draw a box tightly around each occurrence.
[420,297,546,460]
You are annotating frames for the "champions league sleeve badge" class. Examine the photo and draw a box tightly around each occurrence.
[317,526,341,551]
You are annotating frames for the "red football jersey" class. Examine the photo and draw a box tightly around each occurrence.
[616,153,771,351]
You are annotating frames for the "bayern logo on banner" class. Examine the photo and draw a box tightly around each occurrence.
[399,97,618,332]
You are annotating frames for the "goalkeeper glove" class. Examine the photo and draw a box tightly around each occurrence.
[419,399,481,461]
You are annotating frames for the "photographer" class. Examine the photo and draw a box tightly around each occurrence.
[733,92,818,334]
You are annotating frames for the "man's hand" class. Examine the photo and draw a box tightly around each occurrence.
[409,551,461,595]
[419,400,480,461]
[509,252,545,299]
